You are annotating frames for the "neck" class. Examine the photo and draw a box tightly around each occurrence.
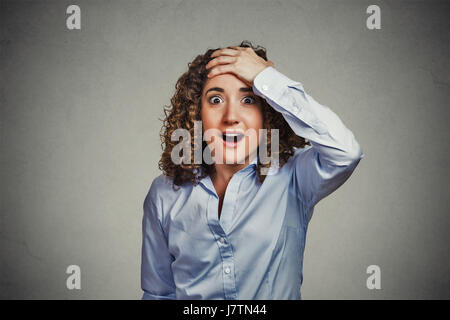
[212,153,256,185]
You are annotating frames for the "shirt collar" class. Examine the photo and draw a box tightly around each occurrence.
[197,155,258,196]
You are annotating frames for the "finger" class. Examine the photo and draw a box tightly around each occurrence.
[210,48,240,58]
[206,56,237,70]
[228,46,246,51]
[229,46,253,55]
[207,64,235,78]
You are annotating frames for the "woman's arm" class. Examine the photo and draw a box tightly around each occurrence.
[206,47,364,217]
[141,182,176,299]
[252,66,364,210]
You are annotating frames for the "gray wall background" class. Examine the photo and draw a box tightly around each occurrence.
[1,0,449,299]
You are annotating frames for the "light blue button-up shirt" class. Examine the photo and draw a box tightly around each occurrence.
[141,66,364,300]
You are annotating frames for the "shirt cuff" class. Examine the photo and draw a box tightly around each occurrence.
[252,66,328,135]
[252,66,306,103]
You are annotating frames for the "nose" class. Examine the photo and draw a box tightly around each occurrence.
[222,100,240,125]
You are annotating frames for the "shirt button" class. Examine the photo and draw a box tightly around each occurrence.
[219,237,226,244]
[224,267,231,274]
[262,84,269,91]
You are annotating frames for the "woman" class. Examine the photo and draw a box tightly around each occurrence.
[141,40,364,299]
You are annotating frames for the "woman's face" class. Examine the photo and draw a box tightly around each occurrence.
[201,73,264,166]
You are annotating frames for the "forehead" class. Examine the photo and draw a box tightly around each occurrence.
[203,73,250,94]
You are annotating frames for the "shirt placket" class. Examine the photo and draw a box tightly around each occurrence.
[206,173,243,300]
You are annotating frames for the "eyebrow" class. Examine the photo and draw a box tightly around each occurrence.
[204,87,253,95]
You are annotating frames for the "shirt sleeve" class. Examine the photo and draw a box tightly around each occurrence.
[252,66,364,211]
[141,182,177,300]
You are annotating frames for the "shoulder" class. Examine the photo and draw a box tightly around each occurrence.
[148,174,175,196]
[143,174,178,222]
[293,145,313,156]
[144,174,195,225]
[144,173,191,210]
[260,146,313,178]
[284,145,314,168]
[292,145,315,164]
[145,174,175,204]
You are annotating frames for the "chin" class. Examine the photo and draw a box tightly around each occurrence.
[220,150,248,165]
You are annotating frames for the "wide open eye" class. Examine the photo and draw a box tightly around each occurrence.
[209,95,223,104]
[242,96,256,104]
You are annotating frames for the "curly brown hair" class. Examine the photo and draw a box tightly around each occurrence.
[158,40,310,187]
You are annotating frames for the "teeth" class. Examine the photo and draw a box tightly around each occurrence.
[222,132,244,143]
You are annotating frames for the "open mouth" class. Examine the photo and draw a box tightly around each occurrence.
[220,132,245,147]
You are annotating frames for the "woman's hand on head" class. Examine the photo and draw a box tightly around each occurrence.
[206,46,274,87]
